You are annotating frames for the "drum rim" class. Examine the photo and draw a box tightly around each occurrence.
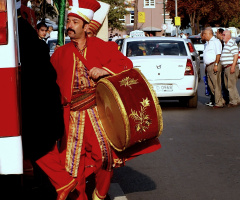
[133,68,163,137]
[97,78,131,152]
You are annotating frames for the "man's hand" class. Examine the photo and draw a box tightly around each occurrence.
[54,45,60,51]
[230,66,235,74]
[89,67,109,80]
[213,65,218,73]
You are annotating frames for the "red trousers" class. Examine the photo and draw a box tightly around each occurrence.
[36,112,113,199]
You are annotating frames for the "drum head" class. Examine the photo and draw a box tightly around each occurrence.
[96,82,128,151]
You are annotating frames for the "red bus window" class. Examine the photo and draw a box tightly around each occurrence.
[0,0,8,45]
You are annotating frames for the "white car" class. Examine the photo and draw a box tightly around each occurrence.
[121,37,199,108]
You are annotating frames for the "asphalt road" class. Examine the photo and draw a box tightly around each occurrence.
[111,63,240,200]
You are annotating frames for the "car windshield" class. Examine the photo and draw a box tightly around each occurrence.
[126,40,187,57]
[47,39,71,51]
[189,38,203,44]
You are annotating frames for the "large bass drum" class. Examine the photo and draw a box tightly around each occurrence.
[96,68,163,152]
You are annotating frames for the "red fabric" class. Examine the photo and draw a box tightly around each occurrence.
[51,37,133,139]
[36,145,73,190]
[68,0,100,12]
[20,5,37,30]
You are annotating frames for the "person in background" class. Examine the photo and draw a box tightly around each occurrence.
[45,25,53,40]
[111,33,120,41]
[36,22,48,41]
[216,28,229,104]
[17,1,69,199]
[203,27,225,108]
[87,1,110,38]
[220,29,240,107]
[216,28,224,49]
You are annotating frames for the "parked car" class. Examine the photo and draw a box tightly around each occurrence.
[185,39,201,82]
[121,37,199,108]
[188,35,205,61]
[47,37,71,56]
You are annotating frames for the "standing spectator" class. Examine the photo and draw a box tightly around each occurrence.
[179,32,186,39]
[112,33,120,41]
[203,27,225,108]
[201,31,213,104]
[36,22,48,41]
[216,28,224,49]
[216,28,229,104]
[45,25,53,40]
[220,29,240,107]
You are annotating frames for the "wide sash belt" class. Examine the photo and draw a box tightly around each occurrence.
[70,88,96,111]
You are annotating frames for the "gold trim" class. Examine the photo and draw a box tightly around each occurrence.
[93,188,105,200]
[133,68,163,137]
[77,11,90,23]
[71,53,77,98]
[97,78,130,151]
[102,67,116,76]
[56,179,76,192]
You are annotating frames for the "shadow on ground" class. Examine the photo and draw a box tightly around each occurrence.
[111,166,157,194]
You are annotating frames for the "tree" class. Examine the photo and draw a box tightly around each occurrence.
[166,0,240,35]
[28,0,57,21]
[101,0,130,31]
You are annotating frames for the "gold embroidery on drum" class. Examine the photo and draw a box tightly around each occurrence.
[119,77,138,89]
[129,98,152,133]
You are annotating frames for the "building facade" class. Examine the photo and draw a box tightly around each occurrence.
[109,0,175,38]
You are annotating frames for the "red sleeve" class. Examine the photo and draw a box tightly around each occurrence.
[102,41,133,75]
[88,37,133,75]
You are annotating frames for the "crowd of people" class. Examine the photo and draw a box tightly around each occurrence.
[202,27,240,108]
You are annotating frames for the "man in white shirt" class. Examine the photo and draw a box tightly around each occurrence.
[203,27,225,108]
[220,29,240,107]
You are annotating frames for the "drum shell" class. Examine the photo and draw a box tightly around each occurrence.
[96,68,163,151]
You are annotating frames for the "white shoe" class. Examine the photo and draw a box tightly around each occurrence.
[205,102,214,107]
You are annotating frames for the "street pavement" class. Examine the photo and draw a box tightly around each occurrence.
[111,63,240,200]
[3,63,240,200]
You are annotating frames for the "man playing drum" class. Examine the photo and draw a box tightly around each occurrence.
[37,0,133,199]
[36,0,161,199]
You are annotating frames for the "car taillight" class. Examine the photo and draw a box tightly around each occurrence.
[187,42,194,53]
[184,59,194,75]
[0,0,8,45]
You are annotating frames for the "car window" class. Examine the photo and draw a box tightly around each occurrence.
[115,39,124,51]
[189,38,203,44]
[126,40,187,57]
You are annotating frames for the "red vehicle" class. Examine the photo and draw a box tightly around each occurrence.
[0,0,23,175]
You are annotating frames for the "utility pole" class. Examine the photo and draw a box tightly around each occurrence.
[134,0,138,30]
[163,0,165,24]
[175,0,178,37]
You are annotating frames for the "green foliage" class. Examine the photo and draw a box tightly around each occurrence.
[166,0,240,34]
[101,0,130,31]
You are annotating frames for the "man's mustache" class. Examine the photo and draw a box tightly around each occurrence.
[67,28,76,34]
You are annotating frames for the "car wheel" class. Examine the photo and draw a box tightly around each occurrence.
[187,90,198,108]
